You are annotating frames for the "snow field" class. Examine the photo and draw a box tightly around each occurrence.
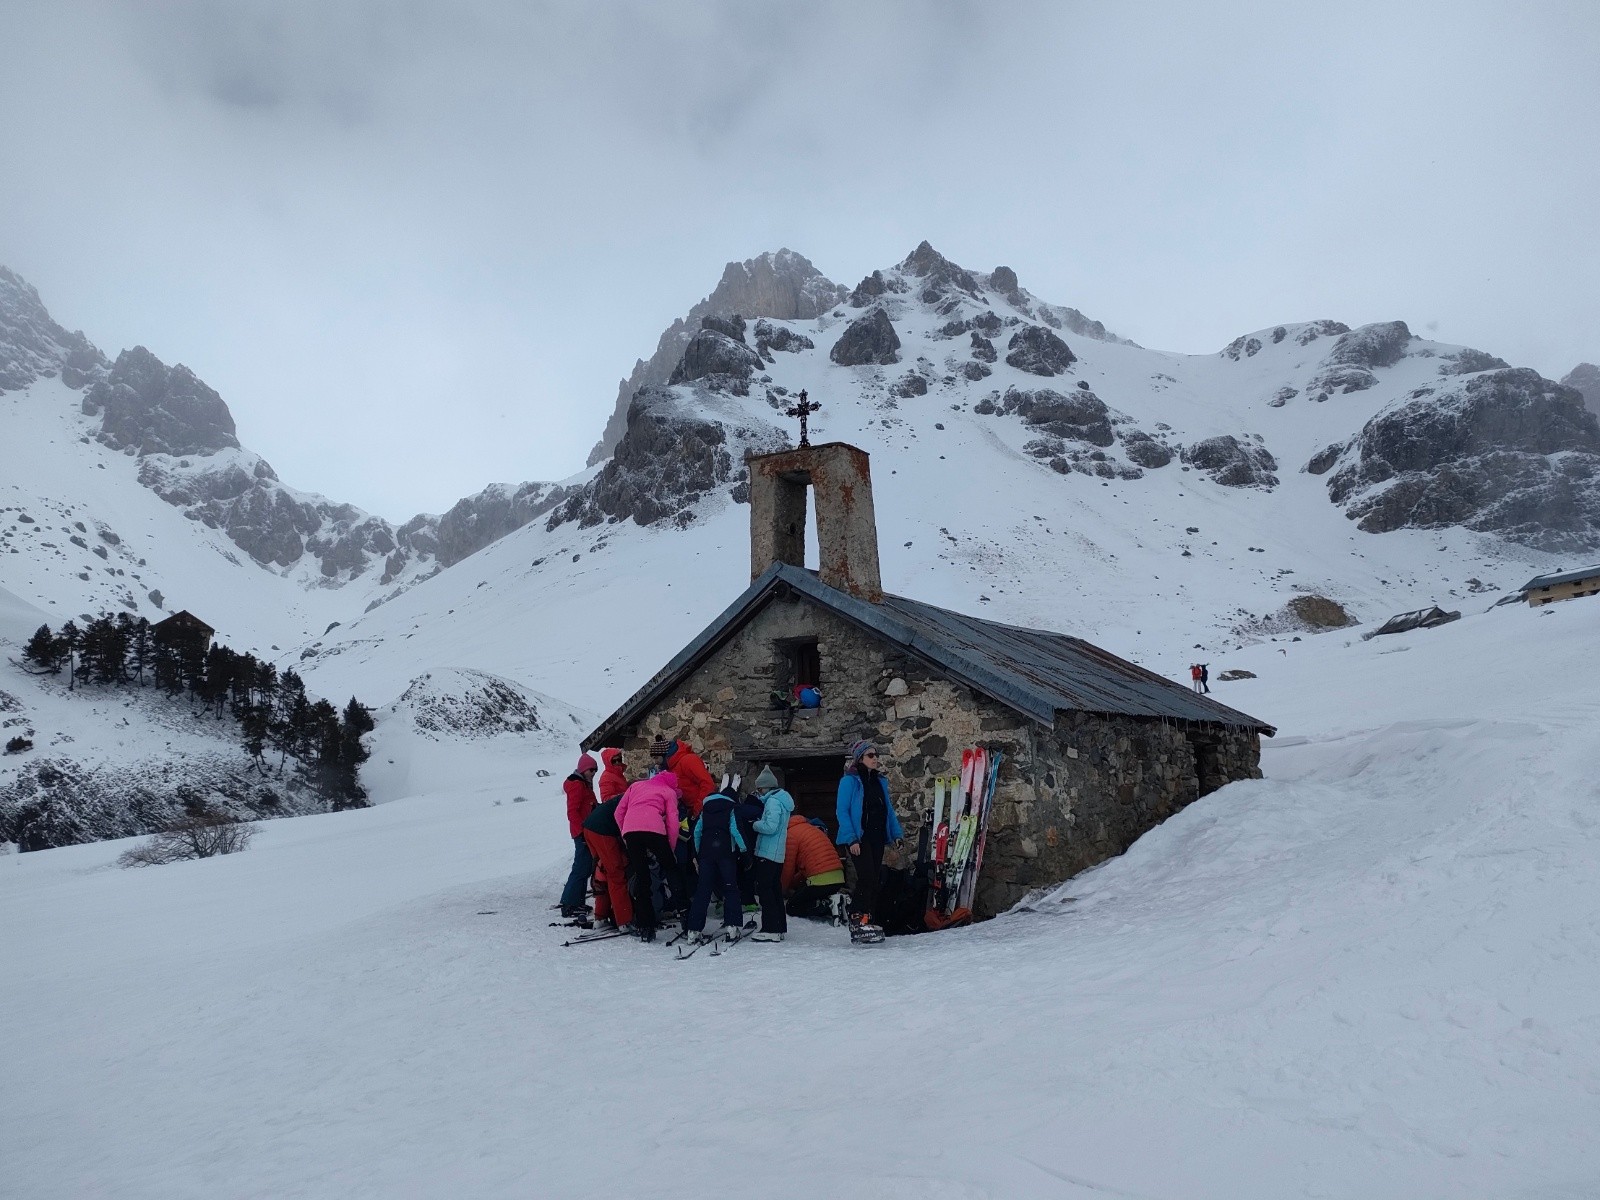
[3,599,1598,1198]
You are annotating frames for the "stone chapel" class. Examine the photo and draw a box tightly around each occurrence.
[583,441,1274,918]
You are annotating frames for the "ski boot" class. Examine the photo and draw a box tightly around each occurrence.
[849,912,885,945]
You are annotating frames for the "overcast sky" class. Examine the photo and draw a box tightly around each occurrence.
[3,1,1597,521]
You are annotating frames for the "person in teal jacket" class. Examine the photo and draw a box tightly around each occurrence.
[836,740,903,928]
[750,765,795,941]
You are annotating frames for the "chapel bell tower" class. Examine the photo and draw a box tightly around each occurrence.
[746,441,883,603]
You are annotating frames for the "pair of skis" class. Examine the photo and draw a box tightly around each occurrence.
[675,920,757,959]
[921,747,1003,920]
[561,918,680,948]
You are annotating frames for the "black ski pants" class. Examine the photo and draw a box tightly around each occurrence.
[687,851,742,933]
[786,881,843,918]
[623,831,685,932]
[851,840,885,920]
[754,857,787,934]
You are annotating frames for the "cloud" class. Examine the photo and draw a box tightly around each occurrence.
[2,0,1597,519]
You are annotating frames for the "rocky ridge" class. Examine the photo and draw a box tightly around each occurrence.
[1562,363,1600,418]
[0,269,582,597]
[555,242,1598,556]
[0,267,106,393]
[586,249,847,465]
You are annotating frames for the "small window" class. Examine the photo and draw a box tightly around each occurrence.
[773,637,822,709]
[792,641,821,687]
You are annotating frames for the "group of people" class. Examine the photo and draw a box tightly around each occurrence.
[1189,662,1211,694]
[558,737,903,944]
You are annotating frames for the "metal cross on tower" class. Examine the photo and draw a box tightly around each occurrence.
[784,389,821,447]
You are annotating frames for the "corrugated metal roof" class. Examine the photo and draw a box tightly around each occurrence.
[582,564,1275,748]
[1522,564,1600,591]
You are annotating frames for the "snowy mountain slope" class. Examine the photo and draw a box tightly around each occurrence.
[294,246,1574,716]
[0,270,574,643]
[3,594,1596,1199]
[1,375,368,649]
[0,643,333,850]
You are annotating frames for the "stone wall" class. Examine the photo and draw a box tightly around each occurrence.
[973,712,1262,915]
[613,587,1263,919]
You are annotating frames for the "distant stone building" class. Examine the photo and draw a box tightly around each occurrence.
[583,441,1275,918]
[151,610,214,654]
[1523,564,1600,607]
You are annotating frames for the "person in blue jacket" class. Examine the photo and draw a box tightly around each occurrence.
[836,740,903,929]
[750,765,795,941]
[685,787,747,943]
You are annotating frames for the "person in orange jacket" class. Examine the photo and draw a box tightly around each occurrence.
[781,813,847,917]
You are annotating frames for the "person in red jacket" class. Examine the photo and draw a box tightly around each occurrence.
[559,752,598,919]
[597,747,628,804]
[654,738,714,819]
[656,737,715,902]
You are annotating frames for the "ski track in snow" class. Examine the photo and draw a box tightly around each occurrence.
[3,600,1599,1198]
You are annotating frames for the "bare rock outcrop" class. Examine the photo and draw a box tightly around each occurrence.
[830,308,902,367]
[548,386,782,530]
[668,327,764,390]
[1326,367,1600,551]
[83,346,240,456]
[1562,362,1600,418]
[1181,436,1279,489]
[1004,325,1076,376]
[588,250,845,464]
[0,266,106,393]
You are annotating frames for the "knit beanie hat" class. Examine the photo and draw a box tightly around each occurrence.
[754,764,782,791]
[847,740,875,763]
[649,738,677,759]
[575,752,598,774]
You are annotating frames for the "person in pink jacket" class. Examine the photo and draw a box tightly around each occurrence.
[614,770,687,940]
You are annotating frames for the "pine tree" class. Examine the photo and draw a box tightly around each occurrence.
[56,620,81,689]
[270,670,308,769]
[202,645,232,717]
[309,699,342,804]
[151,633,181,693]
[240,698,270,772]
[334,697,375,810]
[22,625,59,674]
[128,618,152,685]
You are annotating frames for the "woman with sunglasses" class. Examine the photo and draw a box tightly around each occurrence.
[835,740,903,931]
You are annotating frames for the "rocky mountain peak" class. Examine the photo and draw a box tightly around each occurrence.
[81,346,240,457]
[0,266,107,393]
[1562,363,1600,418]
[585,250,847,464]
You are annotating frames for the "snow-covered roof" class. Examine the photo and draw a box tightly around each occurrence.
[1522,564,1600,591]
[583,563,1275,748]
